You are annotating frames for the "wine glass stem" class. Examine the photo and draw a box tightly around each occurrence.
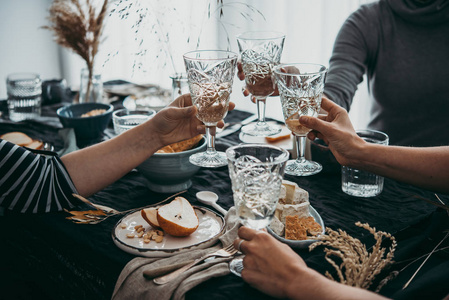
[256,98,267,123]
[295,135,306,163]
[205,126,217,155]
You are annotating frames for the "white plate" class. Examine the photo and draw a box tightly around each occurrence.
[123,93,171,112]
[267,205,325,249]
[112,206,226,257]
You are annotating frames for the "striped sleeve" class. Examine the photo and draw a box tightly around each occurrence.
[0,139,81,213]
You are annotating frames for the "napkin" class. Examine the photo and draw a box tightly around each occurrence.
[112,207,241,300]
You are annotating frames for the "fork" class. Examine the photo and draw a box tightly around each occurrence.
[153,244,238,285]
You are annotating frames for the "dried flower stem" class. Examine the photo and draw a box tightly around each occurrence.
[66,190,186,224]
[402,231,449,289]
[310,222,396,290]
[44,0,109,102]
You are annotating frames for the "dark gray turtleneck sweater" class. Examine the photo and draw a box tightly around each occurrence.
[324,0,449,146]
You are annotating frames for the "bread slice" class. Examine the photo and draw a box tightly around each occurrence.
[141,207,162,229]
[168,134,203,153]
[157,197,199,237]
[24,140,44,150]
[156,145,175,153]
[0,132,33,146]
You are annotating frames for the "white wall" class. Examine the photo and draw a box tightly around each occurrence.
[0,0,61,99]
[0,0,371,129]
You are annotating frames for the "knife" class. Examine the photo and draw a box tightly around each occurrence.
[216,114,258,139]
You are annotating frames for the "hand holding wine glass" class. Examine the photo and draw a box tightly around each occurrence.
[237,31,285,137]
[183,50,238,168]
[274,63,327,176]
[226,144,289,276]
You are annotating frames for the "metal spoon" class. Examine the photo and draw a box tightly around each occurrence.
[196,191,227,215]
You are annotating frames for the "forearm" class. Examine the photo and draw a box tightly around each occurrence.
[286,267,387,300]
[350,143,449,194]
[61,122,161,196]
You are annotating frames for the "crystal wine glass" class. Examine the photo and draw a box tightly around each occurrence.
[274,63,327,176]
[184,50,238,168]
[237,31,285,136]
[226,143,289,276]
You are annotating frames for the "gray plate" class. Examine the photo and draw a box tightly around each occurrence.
[267,204,325,249]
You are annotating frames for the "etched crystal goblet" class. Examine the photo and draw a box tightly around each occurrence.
[226,143,289,276]
[274,63,327,176]
[237,31,285,136]
[184,50,238,168]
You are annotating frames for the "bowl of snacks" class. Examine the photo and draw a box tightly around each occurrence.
[56,103,114,145]
[136,134,206,193]
[267,179,325,249]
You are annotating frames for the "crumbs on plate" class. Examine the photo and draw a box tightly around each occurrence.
[122,224,165,243]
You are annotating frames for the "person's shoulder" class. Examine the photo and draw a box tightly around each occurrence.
[349,1,385,25]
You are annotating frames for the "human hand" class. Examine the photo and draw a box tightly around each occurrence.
[233,227,309,299]
[299,97,364,166]
[237,61,279,103]
[151,94,235,147]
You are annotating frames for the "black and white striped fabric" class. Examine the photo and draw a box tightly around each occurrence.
[0,139,80,213]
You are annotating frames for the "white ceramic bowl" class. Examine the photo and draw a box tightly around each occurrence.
[136,137,207,193]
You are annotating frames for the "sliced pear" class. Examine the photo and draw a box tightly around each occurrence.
[141,207,161,229]
[157,197,199,237]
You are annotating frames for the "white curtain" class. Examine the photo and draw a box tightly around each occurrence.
[61,0,374,127]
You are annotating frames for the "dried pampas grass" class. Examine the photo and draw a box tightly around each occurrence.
[310,222,396,290]
[44,0,109,102]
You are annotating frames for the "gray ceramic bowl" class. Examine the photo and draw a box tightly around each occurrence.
[136,137,207,193]
[56,103,114,145]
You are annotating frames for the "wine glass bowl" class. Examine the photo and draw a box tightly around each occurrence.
[237,31,285,137]
[274,63,327,176]
[226,144,289,275]
[183,50,238,168]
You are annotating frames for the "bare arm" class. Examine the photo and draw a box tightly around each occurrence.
[61,94,234,196]
[300,98,449,194]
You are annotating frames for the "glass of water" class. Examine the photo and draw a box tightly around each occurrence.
[226,143,289,276]
[6,73,42,122]
[112,108,156,135]
[342,130,389,197]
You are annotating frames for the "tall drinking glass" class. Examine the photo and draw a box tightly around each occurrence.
[274,63,327,176]
[226,144,289,276]
[184,50,238,168]
[237,31,285,136]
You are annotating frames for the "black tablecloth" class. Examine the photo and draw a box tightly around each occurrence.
[0,108,448,300]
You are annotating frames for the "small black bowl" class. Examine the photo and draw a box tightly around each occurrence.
[57,103,113,144]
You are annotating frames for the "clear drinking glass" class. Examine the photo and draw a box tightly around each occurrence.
[342,130,389,197]
[274,63,327,176]
[6,73,42,122]
[79,68,103,103]
[184,50,238,168]
[170,73,190,101]
[112,108,156,135]
[226,144,289,276]
[237,31,285,136]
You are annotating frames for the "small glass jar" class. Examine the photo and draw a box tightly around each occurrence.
[170,73,189,101]
[79,68,103,103]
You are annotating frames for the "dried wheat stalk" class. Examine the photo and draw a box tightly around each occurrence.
[309,222,396,290]
[44,0,109,102]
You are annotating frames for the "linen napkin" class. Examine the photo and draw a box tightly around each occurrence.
[112,207,241,300]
